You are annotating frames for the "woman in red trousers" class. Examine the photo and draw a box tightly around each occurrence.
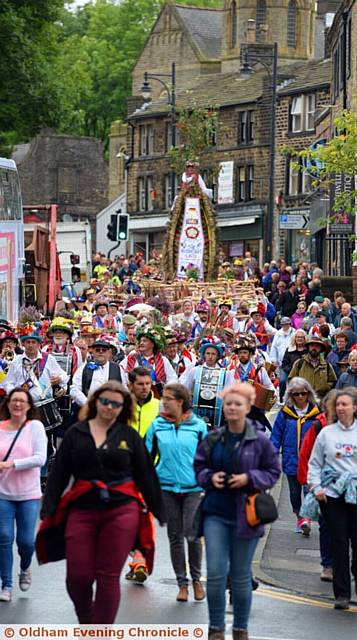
[41,381,164,624]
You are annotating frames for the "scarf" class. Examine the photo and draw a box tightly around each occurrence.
[283,403,320,454]
[126,351,166,384]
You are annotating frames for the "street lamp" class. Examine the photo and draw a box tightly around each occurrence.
[240,43,278,263]
[141,62,176,206]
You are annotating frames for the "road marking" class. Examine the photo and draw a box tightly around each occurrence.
[255,587,357,613]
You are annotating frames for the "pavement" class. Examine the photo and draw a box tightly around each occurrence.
[254,472,357,605]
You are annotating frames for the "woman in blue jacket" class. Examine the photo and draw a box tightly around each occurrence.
[145,383,207,603]
[271,377,320,534]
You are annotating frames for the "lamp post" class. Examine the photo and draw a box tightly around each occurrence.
[240,43,278,263]
[141,62,176,206]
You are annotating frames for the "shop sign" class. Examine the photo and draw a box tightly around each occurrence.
[177,197,205,280]
[217,161,234,205]
[279,209,310,230]
[329,173,355,234]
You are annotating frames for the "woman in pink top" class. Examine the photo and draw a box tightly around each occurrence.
[0,388,47,603]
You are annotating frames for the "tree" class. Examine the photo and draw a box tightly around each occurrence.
[282,106,357,260]
[0,0,65,155]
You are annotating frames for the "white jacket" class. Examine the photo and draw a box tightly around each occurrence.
[270,328,295,366]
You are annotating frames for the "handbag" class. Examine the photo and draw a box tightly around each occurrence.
[246,491,278,527]
[2,420,27,462]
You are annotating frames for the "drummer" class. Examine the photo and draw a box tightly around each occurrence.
[2,330,68,403]
[179,336,234,430]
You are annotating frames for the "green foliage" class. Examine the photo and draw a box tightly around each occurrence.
[169,97,224,174]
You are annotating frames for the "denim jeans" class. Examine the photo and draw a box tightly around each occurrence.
[162,491,203,587]
[203,514,259,631]
[286,475,308,515]
[0,498,40,589]
[279,370,288,402]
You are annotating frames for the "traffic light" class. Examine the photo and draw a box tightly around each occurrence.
[117,213,129,241]
[70,254,80,265]
[107,214,118,241]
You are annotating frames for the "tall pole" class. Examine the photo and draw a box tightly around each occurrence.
[170,62,176,206]
[266,42,278,263]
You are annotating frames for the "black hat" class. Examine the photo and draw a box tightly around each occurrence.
[92,340,111,350]
[94,301,109,310]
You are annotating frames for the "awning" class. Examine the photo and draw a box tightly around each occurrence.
[217,217,257,227]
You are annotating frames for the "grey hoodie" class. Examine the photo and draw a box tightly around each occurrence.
[308,420,357,497]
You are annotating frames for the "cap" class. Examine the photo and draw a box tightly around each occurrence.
[122,314,136,325]
[92,340,112,350]
[280,316,291,325]
[314,296,324,303]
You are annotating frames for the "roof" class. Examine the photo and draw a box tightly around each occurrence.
[174,4,223,60]
[129,58,331,120]
[277,59,331,95]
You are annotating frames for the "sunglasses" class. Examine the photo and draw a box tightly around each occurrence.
[94,347,109,353]
[292,392,308,398]
[98,397,124,409]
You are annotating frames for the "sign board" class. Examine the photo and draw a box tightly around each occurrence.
[177,197,205,280]
[329,173,355,234]
[217,161,234,205]
[279,208,310,230]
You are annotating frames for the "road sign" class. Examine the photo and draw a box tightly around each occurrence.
[279,210,310,230]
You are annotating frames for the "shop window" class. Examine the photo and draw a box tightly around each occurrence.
[237,166,254,202]
[139,124,154,156]
[238,111,255,144]
[138,176,154,212]
[289,94,316,133]
[286,158,311,196]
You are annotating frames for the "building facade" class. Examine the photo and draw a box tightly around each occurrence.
[13,130,108,249]
[121,0,340,263]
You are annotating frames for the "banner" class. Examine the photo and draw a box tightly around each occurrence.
[217,161,234,204]
[177,197,204,280]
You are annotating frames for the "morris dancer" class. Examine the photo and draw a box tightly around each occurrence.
[191,300,211,339]
[245,303,276,351]
[179,337,234,430]
[120,326,177,398]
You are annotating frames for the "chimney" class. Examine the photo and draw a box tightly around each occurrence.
[246,19,256,44]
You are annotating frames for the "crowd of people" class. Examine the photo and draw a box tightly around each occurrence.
[0,252,356,637]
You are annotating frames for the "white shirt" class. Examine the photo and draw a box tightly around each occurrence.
[71,361,113,407]
[120,353,177,388]
[179,364,235,393]
[3,352,68,402]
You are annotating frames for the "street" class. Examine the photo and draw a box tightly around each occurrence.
[0,526,356,639]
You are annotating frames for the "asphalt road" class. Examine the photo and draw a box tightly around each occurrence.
[0,527,356,639]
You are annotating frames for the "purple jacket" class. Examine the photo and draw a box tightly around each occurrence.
[194,420,281,539]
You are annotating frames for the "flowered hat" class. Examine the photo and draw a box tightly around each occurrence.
[196,299,210,313]
[234,333,257,353]
[250,302,266,316]
[218,298,233,309]
[99,333,120,353]
[199,336,225,359]
[49,317,75,336]
[136,325,166,352]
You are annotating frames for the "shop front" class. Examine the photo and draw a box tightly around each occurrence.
[216,205,264,263]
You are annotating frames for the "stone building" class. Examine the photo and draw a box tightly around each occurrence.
[118,0,340,262]
[12,130,108,247]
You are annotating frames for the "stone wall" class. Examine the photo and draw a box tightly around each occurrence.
[17,131,108,248]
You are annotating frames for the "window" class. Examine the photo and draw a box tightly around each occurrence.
[165,122,181,151]
[138,176,154,212]
[202,169,217,201]
[238,110,255,144]
[256,0,267,43]
[231,1,237,49]
[347,17,352,79]
[139,124,154,156]
[286,158,311,196]
[333,47,339,101]
[237,166,254,202]
[289,94,316,133]
[164,173,178,209]
[287,0,297,48]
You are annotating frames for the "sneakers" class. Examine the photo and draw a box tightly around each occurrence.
[295,517,303,533]
[0,587,12,602]
[320,567,333,582]
[125,567,148,583]
[19,569,32,592]
[300,519,311,537]
[193,580,205,601]
[334,597,350,610]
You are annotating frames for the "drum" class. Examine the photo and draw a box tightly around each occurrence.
[35,399,62,432]
[253,381,276,412]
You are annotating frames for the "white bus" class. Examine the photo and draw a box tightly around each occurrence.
[0,158,25,323]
